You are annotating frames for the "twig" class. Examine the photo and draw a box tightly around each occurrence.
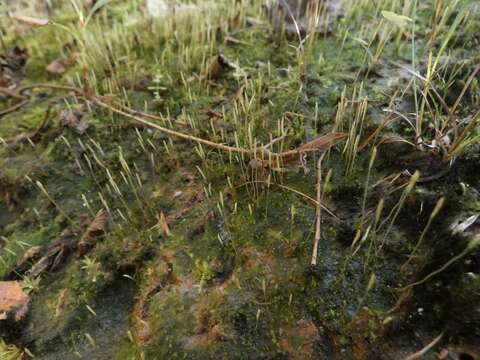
[0,86,29,100]
[0,99,30,116]
[92,95,253,155]
[1,83,346,164]
[311,153,325,265]
[263,133,288,149]
[402,332,444,360]
[1,83,81,117]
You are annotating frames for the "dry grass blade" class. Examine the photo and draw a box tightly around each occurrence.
[8,11,49,26]
[76,209,112,258]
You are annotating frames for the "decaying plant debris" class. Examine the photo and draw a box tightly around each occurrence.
[0,0,480,359]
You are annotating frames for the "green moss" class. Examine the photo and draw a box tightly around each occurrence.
[1,0,480,357]
[0,221,60,277]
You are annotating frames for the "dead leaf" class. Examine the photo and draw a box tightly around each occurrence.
[132,260,173,344]
[206,54,230,79]
[0,47,28,87]
[16,246,42,269]
[297,132,346,152]
[58,109,89,135]
[8,11,49,26]
[0,281,29,321]
[158,212,171,238]
[28,232,77,278]
[281,132,347,163]
[46,52,79,76]
[28,243,66,278]
[76,209,112,258]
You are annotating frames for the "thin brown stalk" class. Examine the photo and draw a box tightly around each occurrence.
[91,95,253,155]
[402,332,444,360]
[311,153,325,265]
[0,99,30,116]
[4,83,346,165]
[0,86,29,100]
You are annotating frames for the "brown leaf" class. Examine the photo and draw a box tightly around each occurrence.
[206,54,230,79]
[0,281,29,321]
[158,212,171,238]
[8,11,49,26]
[29,246,63,278]
[28,232,77,278]
[297,132,347,152]
[76,209,112,258]
[281,132,347,163]
[46,52,79,76]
